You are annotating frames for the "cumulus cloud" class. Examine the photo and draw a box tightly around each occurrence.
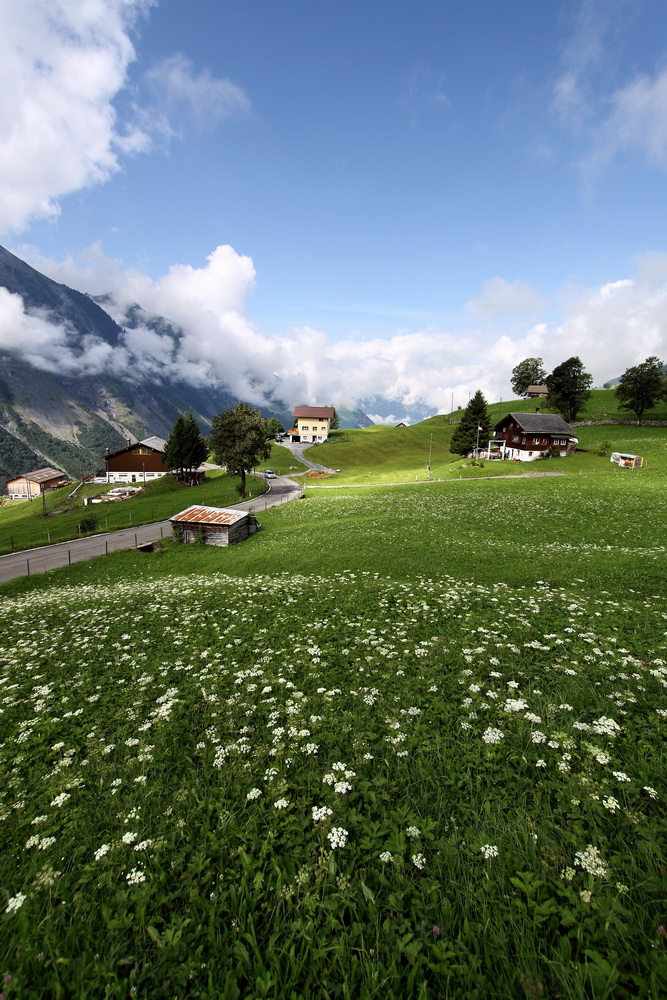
[10,243,667,418]
[0,0,152,233]
[0,1,251,234]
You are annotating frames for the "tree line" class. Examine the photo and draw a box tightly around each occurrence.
[451,354,666,456]
[511,355,666,423]
[163,404,284,498]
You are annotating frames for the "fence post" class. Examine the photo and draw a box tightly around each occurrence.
[160,526,163,539]
[135,533,138,547]
[105,540,108,556]
[26,559,30,577]
[68,550,71,565]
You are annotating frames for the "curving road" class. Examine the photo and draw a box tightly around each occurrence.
[0,474,303,584]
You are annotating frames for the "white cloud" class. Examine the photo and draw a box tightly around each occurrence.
[466,277,546,320]
[583,68,667,174]
[0,0,152,233]
[0,2,251,234]
[141,53,251,137]
[11,243,667,417]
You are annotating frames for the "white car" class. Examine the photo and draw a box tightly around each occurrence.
[265,470,276,479]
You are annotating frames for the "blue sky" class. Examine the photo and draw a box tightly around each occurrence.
[2,0,667,419]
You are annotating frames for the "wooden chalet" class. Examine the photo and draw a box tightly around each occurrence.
[487,413,577,462]
[526,385,549,398]
[102,436,169,484]
[170,505,260,546]
[287,406,335,443]
[7,467,68,501]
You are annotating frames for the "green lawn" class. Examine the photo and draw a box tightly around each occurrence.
[0,470,268,556]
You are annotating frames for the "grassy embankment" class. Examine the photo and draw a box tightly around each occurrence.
[0,400,665,998]
[302,388,667,485]
[0,444,306,555]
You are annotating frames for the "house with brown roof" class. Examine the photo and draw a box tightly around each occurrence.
[526,385,549,398]
[7,467,68,501]
[487,413,577,461]
[287,406,335,443]
[101,436,170,484]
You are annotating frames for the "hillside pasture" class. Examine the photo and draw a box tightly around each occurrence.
[1,417,666,999]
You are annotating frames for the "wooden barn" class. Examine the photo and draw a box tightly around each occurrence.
[170,505,260,546]
[487,413,577,461]
[7,467,68,500]
[102,436,169,484]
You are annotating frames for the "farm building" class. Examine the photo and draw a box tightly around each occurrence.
[486,413,577,461]
[287,406,335,443]
[526,385,549,398]
[7,467,68,500]
[100,436,169,484]
[170,505,260,546]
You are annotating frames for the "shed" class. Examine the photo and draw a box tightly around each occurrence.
[169,505,260,546]
[526,385,549,397]
[7,467,67,500]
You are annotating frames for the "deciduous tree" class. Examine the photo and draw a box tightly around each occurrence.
[510,357,547,397]
[615,356,666,423]
[450,390,491,456]
[545,357,592,422]
[210,402,271,498]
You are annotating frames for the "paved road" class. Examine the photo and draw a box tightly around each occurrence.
[278,438,338,474]
[0,475,303,584]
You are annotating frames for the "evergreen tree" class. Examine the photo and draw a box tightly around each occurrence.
[163,411,208,483]
[615,356,666,423]
[510,357,547,397]
[210,402,271,498]
[545,357,592,422]
[328,406,340,430]
[450,390,491,456]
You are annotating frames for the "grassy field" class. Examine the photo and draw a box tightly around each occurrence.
[0,470,268,557]
[303,388,667,486]
[1,453,665,997]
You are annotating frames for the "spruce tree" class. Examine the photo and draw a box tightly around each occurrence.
[450,391,491,456]
[164,411,208,483]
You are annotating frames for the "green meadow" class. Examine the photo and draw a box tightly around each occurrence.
[1,399,666,999]
[0,443,307,556]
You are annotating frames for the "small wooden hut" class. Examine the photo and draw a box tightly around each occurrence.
[169,505,260,546]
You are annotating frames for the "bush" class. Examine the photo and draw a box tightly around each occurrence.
[78,514,98,533]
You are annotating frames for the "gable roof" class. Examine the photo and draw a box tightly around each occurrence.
[293,406,335,419]
[105,436,167,460]
[526,385,549,393]
[496,412,575,435]
[169,505,248,526]
[8,467,65,485]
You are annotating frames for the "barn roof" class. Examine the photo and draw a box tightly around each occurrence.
[526,385,549,393]
[8,467,65,485]
[496,412,575,435]
[293,406,335,419]
[169,505,248,526]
